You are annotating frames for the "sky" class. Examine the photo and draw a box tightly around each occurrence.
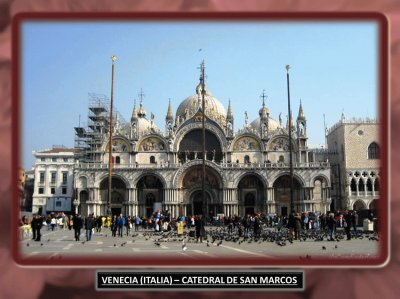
[21,20,378,169]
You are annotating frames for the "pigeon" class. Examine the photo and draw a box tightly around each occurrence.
[182,240,187,251]
[322,246,326,250]
[114,244,116,247]
[26,243,29,247]
[40,243,43,246]
[81,241,85,244]
[47,239,50,242]
[334,245,338,249]
[121,242,127,247]
[154,242,161,246]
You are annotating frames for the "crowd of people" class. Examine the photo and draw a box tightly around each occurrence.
[19,209,376,243]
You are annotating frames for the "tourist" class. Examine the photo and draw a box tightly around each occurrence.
[84,213,95,241]
[195,215,206,243]
[72,214,83,241]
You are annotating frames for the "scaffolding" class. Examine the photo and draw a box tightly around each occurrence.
[74,93,128,163]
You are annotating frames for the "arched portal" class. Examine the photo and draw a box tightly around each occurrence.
[353,199,367,211]
[79,190,88,216]
[273,175,302,216]
[100,177,127,216]
[190,190,211,216]
[369,199,378,210]
[238,174,265,216]
[137,175,164,218]
[178,129,222,163]
[181,165,222,218]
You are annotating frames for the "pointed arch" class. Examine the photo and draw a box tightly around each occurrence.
[374,178,380,192]
[353,200,367,210]
[368,142,379,159]
[366,178,373,192]
[350,178,357,192]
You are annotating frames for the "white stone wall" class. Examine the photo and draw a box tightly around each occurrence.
[32,150,75,214]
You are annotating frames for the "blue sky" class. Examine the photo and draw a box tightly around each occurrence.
[21,20,378,169]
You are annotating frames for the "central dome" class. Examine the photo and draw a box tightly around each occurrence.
[176,83,226,126]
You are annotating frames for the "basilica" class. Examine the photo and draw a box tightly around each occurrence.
[69,70,332,219]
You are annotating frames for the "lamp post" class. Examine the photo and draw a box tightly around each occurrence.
[107,55,116,216]
[286,65,295,213]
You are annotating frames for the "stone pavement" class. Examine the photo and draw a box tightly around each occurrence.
[20,226,380,262]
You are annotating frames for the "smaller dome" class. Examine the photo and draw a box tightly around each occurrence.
[250,116,280,131]
[137,117,152,131]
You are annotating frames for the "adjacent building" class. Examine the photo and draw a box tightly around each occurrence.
[326,113,380,212]
[31,147,76,215]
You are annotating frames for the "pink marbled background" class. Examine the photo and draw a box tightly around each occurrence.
[0,0,399,298]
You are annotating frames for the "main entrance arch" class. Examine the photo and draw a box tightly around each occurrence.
[181,165,222,218]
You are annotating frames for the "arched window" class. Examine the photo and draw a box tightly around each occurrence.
[244,155,250,164]
[358,179,365,192]
[368,142,380,159]
[278,155,285,162]
[366,178,373,192]
[374,178,380,192]
[150,156,156,164]
[115,156,120,164]
[350,178,357,192]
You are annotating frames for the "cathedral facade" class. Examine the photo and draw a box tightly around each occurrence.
[72,73,331,219]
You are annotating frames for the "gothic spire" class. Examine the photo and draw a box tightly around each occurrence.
[297,99,305,120]
[131,99,138,121]
[166,98,173,121]
[227,99,233,120]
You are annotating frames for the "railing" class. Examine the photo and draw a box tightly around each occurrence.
[76,162,181,170]
[221,162,330,169]
[350,191,378,197]
[75,161,330,170]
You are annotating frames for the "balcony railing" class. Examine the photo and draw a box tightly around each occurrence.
[75,161,330,170]
[221,162,330,169]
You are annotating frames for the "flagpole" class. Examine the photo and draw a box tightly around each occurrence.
[286,65,295,213]
[201,60,206,217]
[108,55,116,216]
